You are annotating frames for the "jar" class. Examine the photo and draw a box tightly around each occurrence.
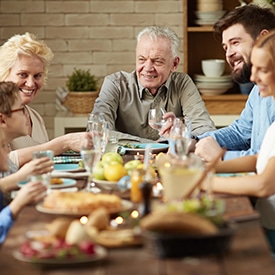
[130,168,145,203]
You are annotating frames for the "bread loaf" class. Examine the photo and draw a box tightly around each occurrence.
[140,211,218,235]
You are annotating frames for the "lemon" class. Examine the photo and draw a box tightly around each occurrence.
[104,163,127,182]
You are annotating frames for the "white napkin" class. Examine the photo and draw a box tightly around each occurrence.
[51,171,89,179]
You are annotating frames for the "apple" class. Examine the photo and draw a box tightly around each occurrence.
[124,160,142,175]
[93,161,106,180]
[102,152,123,164]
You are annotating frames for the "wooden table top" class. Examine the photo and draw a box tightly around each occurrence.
[0,181,275,275]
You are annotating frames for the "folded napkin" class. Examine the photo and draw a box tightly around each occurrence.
[54,156,82,164]
[51,171,89,179]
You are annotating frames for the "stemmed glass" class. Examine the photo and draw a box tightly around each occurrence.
[148,107,167,140]
[87,112,109,156]
[168,117,192,159]
[80,137,101,193]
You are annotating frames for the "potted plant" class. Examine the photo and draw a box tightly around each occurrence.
[64,68,99,114]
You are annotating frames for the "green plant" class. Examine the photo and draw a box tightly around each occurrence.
[66,68,98,92]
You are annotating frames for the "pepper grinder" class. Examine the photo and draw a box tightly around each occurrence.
[139,181,152,217]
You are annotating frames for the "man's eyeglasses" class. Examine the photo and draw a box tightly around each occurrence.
[11,106,26,115]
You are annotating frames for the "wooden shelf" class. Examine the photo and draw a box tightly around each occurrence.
[187,26,214,32]
[183,0,251,119]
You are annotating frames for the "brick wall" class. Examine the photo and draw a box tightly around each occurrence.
[0,0,184,139]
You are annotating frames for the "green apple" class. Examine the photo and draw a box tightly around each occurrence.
[124,159,142,175]
[93,161,106,180]
[102,152,123,164]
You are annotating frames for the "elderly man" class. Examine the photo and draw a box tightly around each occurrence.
[92,26,215,143]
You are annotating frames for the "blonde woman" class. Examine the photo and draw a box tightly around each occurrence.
[204,30,275,256]
[0,32,53,150]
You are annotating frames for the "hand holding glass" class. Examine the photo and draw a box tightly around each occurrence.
[148,108,167,137]
[31,150,54,189]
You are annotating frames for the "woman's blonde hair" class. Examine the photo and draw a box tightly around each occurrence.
[253,29,275,69]
[0,33,54,86]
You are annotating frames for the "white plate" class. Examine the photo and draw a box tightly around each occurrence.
[13,245,107,266]
[93,179,118,190]
[196,81,233,89]
[199,88,228,96]
[118,143,169,154]
[195,19,216,25]
[195,10,226,20]
[35,199,134,216]
[18,178,77,189]
[194,74,232,83]
[53,163,84,172]
[49,178,77,189]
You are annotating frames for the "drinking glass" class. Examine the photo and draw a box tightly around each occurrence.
[80,138,101,193]
[169,117,192,159]
[31,150,54,191]
[157,153,204,202]
[87,112,109,156]
[148,107,167,139]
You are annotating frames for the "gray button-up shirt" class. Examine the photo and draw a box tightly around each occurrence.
[93,70,215,142]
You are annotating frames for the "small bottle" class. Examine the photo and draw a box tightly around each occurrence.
[139,181,152,217]
[130,168,145,203]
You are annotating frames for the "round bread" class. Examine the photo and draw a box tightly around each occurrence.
[140,211,218,235]
[46,217,74,238]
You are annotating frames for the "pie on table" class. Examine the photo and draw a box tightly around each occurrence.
[43,191,122,213]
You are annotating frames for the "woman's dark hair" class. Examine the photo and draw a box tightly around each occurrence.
[214,5,275,41]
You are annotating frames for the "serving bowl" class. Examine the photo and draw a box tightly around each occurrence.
[142,222,235,258]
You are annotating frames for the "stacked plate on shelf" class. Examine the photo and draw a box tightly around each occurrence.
[195,0,226,26]
[194,74,233,96]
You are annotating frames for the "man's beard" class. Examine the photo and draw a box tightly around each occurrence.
[231,62,252,84]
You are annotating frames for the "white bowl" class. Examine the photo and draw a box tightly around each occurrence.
[199,88,228,96]
[201,59,225,77]
[195,10,226,21]
[197,3,223,12]
[194,74,232,83]
[196,81,233,90]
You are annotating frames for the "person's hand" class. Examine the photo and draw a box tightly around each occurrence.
[17,157,54,182]
[9,181,47,218]
[159,112,176,138]
[195,136,224,163]
[65,132,93,152]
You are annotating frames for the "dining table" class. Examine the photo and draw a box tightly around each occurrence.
[1,174,275,275]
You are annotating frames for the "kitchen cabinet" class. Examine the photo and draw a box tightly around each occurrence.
[183,0,251,120]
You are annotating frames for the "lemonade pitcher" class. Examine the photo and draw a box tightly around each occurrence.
[157,153,204,202]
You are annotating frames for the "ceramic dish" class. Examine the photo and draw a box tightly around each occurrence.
[48,178,77,189]
[93,179,118,190]
[53,163,83,172]
[35,199,134,216]
[18,178,77,189]
[196,81,233,89]
[194,74,232,83]
[199,88,228,96]
[13,245,107,267]
[142,222,235,258]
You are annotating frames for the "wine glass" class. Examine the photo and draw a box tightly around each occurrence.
[80,137,101,193]
[87,112,109,156]
[169,117,192,159]
[148,108,167,140]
